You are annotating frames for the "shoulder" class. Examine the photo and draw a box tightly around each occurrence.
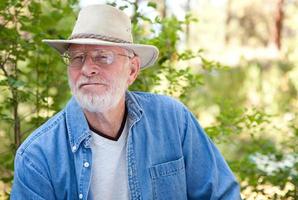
[128,91,191,130]
[16,109,66,156]
[13,109,68,183]
[129,91,187,111]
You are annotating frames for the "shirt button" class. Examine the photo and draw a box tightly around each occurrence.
[72,145,77,152]
[79,193,83,199]
[83,162,90,168]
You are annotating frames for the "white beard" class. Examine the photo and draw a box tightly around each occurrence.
[68,75,128,113]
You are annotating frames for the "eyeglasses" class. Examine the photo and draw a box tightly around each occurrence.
[62,49,134,68]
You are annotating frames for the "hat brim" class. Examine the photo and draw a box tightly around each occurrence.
[42,38,159,69]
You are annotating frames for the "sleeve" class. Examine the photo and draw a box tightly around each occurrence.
[10,152,56,200]
[181,108,242,200]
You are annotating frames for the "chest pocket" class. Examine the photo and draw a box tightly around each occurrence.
[149,157,187,200]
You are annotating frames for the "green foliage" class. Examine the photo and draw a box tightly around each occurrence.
[199,59,298,199]
[126,2,219,102]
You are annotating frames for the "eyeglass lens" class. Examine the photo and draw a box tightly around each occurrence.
[67,50,115,67]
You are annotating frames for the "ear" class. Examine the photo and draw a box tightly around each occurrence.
[127,56,141,85]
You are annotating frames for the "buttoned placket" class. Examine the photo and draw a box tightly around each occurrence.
[73,135,92,200]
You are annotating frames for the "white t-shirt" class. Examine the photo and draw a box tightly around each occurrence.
[90,121,129,200]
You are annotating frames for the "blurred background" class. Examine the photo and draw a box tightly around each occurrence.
[0,0,297,199]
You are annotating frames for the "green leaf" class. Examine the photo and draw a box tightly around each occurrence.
[147,2,157,9]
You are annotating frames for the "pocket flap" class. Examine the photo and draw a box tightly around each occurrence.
[149,157,185,179]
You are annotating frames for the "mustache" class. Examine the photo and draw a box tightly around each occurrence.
[75,77,109,88]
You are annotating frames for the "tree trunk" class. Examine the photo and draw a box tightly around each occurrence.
[224,0,232,45]
[162,0,167,18]
[13,87,21,149]
[273,0,284,50]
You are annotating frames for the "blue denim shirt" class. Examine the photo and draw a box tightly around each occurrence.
[11,92,241,200]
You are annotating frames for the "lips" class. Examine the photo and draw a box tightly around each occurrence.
[79,82,106,89]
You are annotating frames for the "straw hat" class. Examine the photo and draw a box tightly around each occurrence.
[43,4,159,69]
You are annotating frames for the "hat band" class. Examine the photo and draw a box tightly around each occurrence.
[69,33,132,44]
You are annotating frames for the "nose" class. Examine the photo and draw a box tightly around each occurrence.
[81,56,99,77]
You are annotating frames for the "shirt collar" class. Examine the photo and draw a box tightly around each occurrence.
[125,91,143,123]
[65,97,90,152]
[65,91,143,153]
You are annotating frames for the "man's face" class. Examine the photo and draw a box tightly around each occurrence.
[67,44,139,113]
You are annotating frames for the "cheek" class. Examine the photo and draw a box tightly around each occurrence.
[116,70,130,84]
[68,69,81,84]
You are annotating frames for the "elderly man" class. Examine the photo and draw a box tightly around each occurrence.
[11,4,241,200]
